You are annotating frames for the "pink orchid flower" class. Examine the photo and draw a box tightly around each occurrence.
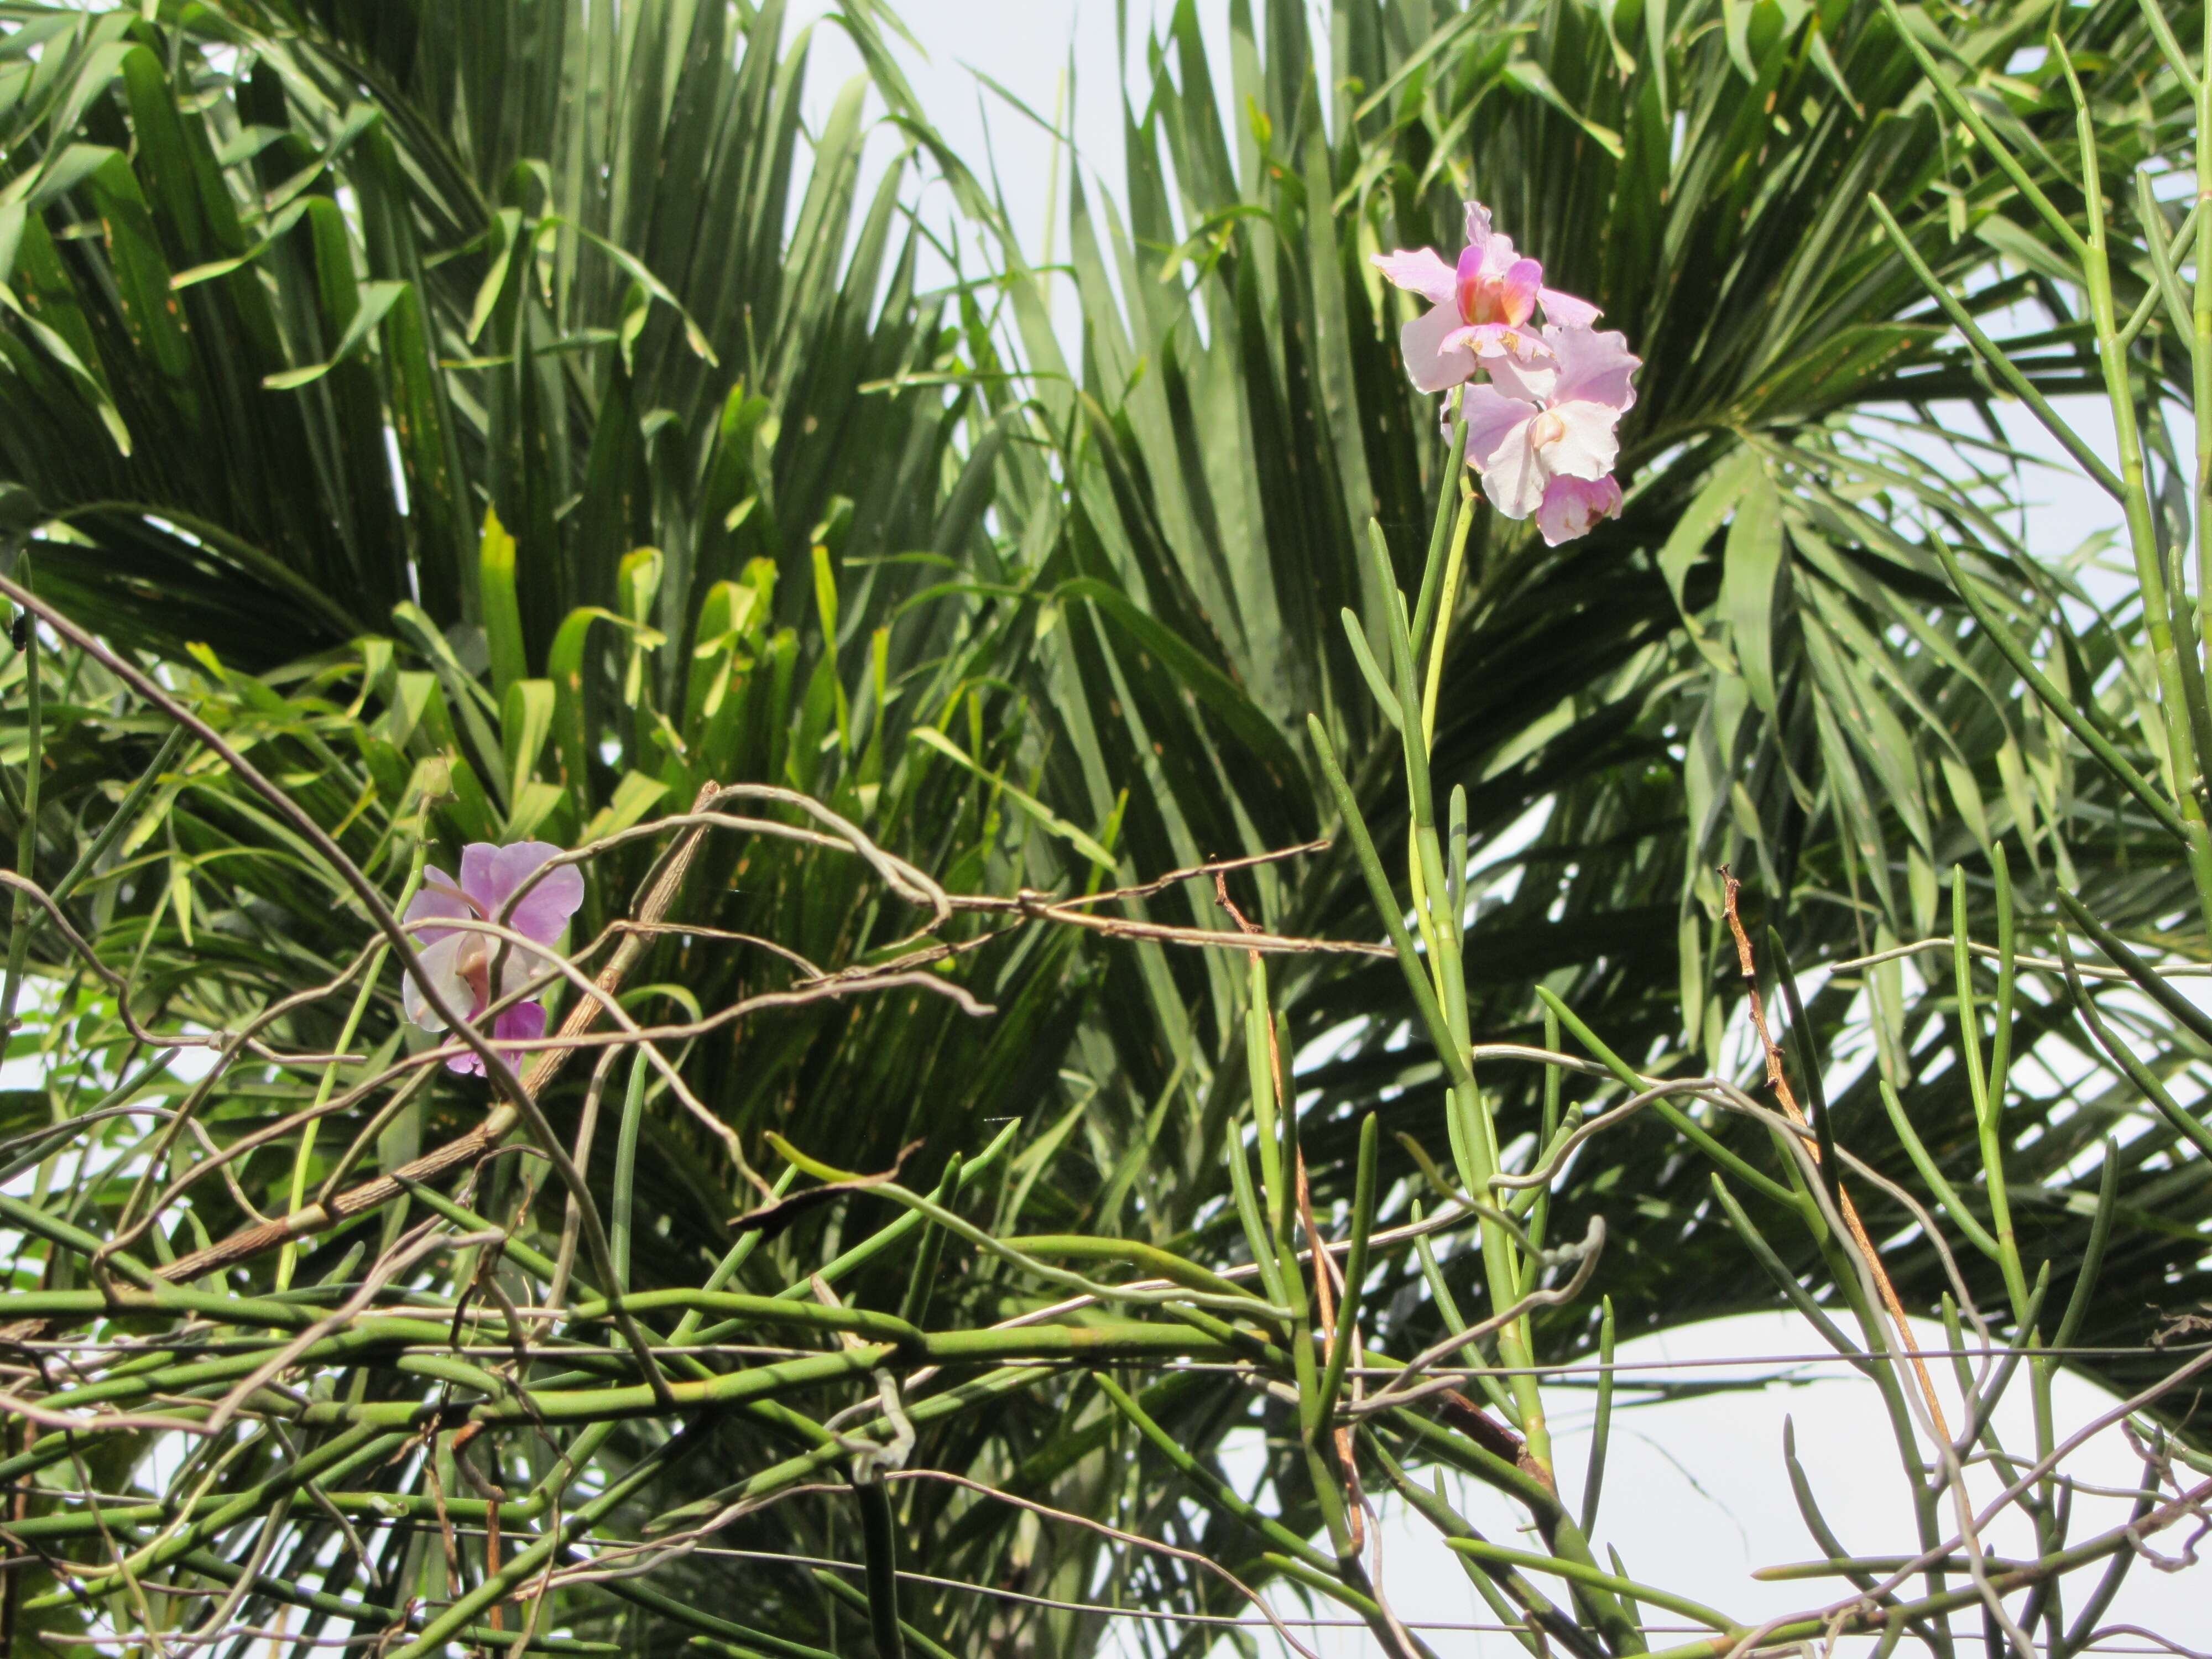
[1371,201,1603,393]
[401,841,585,1075]
[1536,474,1624,546]
[1461,324,1641,528]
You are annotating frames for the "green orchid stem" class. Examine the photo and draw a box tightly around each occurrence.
[1,570,41,1068]
[278,850,426,1293]
[2056,34,2212,935]
[1420,493,1476,753]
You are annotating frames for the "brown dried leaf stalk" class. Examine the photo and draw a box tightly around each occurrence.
[1721,870,1952,1442]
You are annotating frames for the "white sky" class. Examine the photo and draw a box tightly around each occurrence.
[785,6,2205,1655]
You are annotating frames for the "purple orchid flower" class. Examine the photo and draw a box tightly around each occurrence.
[1460,324,1641,529]
[401,841,585,1076]
[1370,201,1603,393]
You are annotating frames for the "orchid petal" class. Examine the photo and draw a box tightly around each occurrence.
[1400,303,1476,393]
[502,861,583,945]
[1463,200,1496,253]
[1460,384,1537,470]
[457,843,504,910]
[1369,247,1457,308]
[1537,475,1623,545]
[403,872,473,948]
[1537,286,1602,329]
[1473,435,1548,520]
[403,933,473,1034]
[464,841,585,945]
[1462,388,1547,519]
[1498,258,1542,325]
[1541,400,1625,480]
[495,938,558,1004]
[1440,322,1554,364]
[493,1000,548,1048]
[1546,326,1640,414]
[1483,351,1559,406]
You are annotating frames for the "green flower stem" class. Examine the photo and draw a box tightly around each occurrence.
[1310,1113,1378,1432]
[3,1311,492,1418]
[2052,1145,2121,1358]
[2056,888,2212,1048]
[853,1480,906,1659]
[1874,0,2084,257]
[1228,1120,1288,1307]
[2057,33,2212,931]
[1317,642,1541,1451]
[1446,1538,1737,1634]
[1865,196,2120,500]
[1001,1235,1275,1307]
[897,1150,961,1326]
[1269,1075,1358,1565]
[682,1167,796,1311]
[387,1421,693,1659]
[1385,1404,1643,1651]
[1413,1214,1521,1423]
[277,847,425,1293]
[1418,497,1475,754]
[173,1546,614,1655]
[1247,958,1287,1238]
[7,1487,549,1546]
[30,1423,404,1606]
[0,1191,169,1289]
[2066,960,2212,1159]
[1879,1079,2003,1258]
[1374,1441,1604,1659]
[1635,1479,2212,1658]
[635,1368,1060,1547]
[1254,1552,1419,1639]
[813,1566,956,1659]
[1,571,41,1068]
[261,1324,1235,1431]
[589,1571,838,1659]
[1094,1372,1335,1573]
[561,1288,925,1346]
[1307,717,1469,1087]
[1537,989,1797,1207]
[766,1118,1021,1301]
[768,1174,1285,1320]
[1927,539,2197,854]
[2196,0,2212,714]
[1408,419,1472,656]
[1953,870,2028,1318]
[1580,1297,1615,1537]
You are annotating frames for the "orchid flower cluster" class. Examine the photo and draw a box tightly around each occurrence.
[402,840,585,1075]
[1373,202,1640,545]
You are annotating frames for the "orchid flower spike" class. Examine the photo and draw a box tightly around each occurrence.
[1370,201,1602,393]
[1462,324,1641,531]
[402,841,585,1076]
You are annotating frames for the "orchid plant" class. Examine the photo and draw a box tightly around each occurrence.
[1374,201,1640,544]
